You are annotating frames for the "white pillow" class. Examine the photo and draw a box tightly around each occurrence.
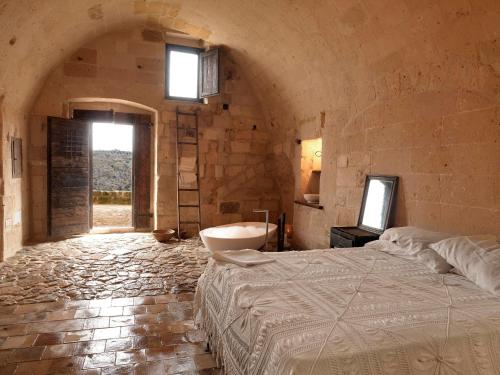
[430,236,500,295]
[380,226,451,245]
[380,227,452,273]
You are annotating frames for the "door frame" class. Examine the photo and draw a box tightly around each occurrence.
[71,109,152,231]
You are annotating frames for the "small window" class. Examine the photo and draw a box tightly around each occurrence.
[165,44,219,101]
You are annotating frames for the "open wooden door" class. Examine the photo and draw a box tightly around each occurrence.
[47,117,91,237]
[131,116,152,230]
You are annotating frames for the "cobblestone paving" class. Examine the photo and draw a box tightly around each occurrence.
[0,234,210,306]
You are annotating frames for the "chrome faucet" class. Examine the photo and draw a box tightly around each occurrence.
[253,209,269,250]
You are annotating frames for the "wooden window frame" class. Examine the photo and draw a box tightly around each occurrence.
[165,44,204,103]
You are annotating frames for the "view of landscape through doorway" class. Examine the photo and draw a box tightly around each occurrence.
[92,122,133,230]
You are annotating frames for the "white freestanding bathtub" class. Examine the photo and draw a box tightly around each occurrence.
[200,222,277,252]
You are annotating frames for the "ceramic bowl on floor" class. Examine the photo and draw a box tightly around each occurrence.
[153,229,176,242]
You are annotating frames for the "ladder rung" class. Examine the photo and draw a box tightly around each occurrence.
[178,141,198,145]
[177,112,197,116]
[179,188,199,191]
[179,204,199,207]
[176,127,197,130]
[179,220,200,224]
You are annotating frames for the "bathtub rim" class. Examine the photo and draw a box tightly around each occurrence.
[200,221,277,240]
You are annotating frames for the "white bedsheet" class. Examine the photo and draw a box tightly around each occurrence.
[194,242,500,375]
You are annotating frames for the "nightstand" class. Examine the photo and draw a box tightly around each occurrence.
[330,227,379,248]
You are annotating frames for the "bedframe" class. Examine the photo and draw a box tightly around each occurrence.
[194,240,500,375]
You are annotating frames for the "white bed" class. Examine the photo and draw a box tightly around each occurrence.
[194,240,500,375]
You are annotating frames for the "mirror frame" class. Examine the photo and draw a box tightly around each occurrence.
[357,175,399,234]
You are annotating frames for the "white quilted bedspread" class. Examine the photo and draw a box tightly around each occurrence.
[194,242,500,375]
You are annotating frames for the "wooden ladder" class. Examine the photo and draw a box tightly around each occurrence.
[175,108,202,239]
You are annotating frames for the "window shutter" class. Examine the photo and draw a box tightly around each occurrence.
[200,48,219,98]
[11,137,22,178]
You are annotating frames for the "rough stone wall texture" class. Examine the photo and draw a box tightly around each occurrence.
[29,28,282,241]
[0,1,499,254]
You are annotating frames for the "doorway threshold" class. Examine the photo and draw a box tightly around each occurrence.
[91,226,135,234]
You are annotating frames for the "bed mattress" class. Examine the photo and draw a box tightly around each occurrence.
[194,241,500,375]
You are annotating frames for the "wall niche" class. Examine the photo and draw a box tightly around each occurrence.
[300,138,322,204]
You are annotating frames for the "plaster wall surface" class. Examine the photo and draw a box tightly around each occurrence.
[29,28,283,241]
[0,0,499,254]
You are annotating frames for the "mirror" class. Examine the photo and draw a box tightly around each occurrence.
[358,175,398,234]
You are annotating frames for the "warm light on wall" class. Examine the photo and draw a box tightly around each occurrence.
[300,138,322,195]
[301,138,322,171]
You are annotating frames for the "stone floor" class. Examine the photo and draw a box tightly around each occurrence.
[0,294,219,374]
[0,234,210,306]
[93,205,132,228]
[0,233,219,374]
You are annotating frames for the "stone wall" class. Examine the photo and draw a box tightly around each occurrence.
[29,28,283,241]
[1,100,30,259]
[1,1,499,256]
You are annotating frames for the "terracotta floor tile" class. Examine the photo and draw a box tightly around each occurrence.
[88,299,113,309]
[115,349,146,365]
[168,321,195,334]
[119,325,148,338]
[0,306,16,315]
[34,333,65,346]
[122,306,147,315]
[105,338,134,352]
[0,317,20,326]
[14,304,48,315]
[154,295,177,304]
[10,346,45,363]
[28,319,85,334]
[145,304,168,314]
[163,356,196,374]
[64,330,94,343]
[0,349,14,365]
[13,359,51,375]
[93,328,121,341]
[145,347,176,362]
[0,364,16,375]
[160,333,188,346]
[41,343,76,359]
[45,309,77,321]
[175,343,207,356]
[177,293,194,302]
[74,309,101,319]
[133,360,166,375]
[83,352,116,369]
[157,310,192,323]
[111,298,134,307]
[74,340,107,355]
[101,364,135,374]
[0,334,37,349]
[99,307,123,317]
[0,324,27,337]
[47,355,85,373]
[133,336,161,350]
[84,317,110,330]
[65,300,91,310]
[23,312,48,323]
[194,353,217,370]
[109,316,134,328]
[133,297,156,306]
[134,314,158,325]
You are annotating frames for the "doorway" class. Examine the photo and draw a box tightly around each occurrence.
[92,122,133,230]
[47,110,152,238]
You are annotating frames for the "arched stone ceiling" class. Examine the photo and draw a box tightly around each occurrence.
[1,0,499,132]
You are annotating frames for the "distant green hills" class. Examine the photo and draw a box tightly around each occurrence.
[93,150,132,191]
